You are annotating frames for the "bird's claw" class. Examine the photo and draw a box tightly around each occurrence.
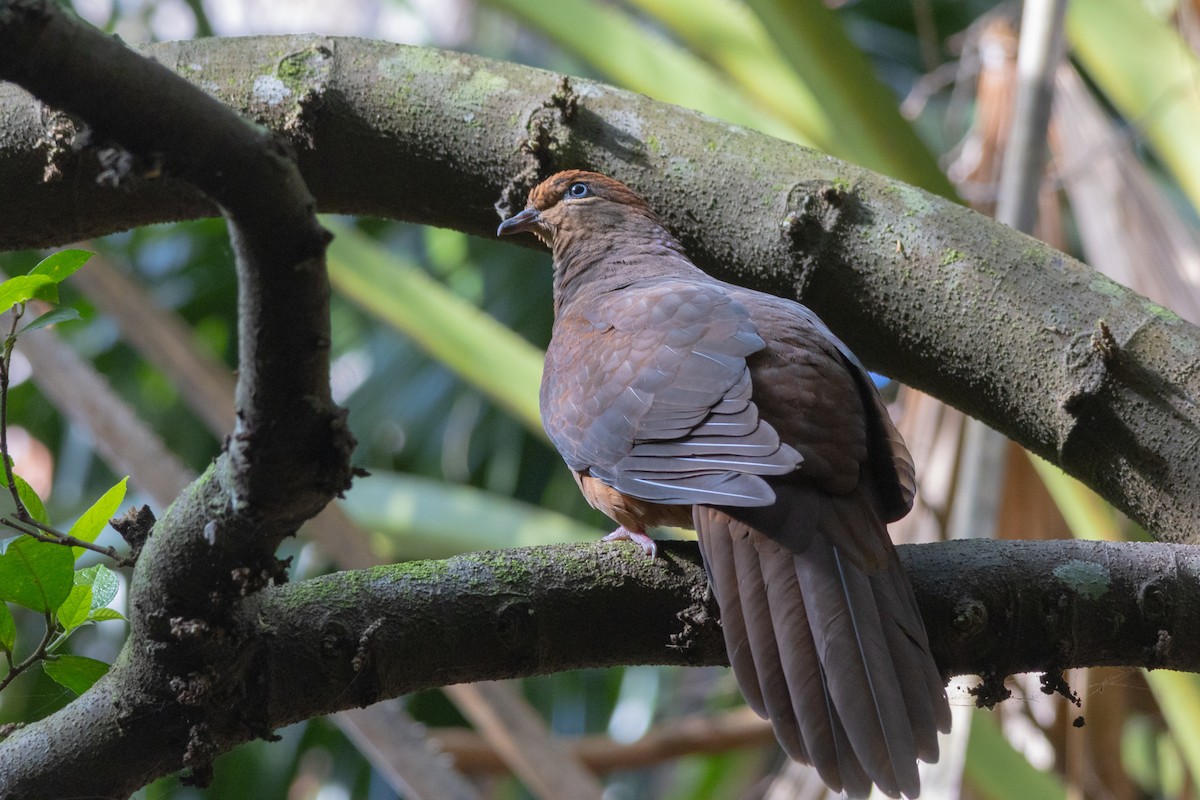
[602,526,658,558]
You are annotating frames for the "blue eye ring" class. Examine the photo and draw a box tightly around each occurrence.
[567,182,591,199]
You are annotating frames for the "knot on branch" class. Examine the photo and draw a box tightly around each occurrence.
[498,75,583,218]
[351,618,383,674]
[170,671,214,706]
[669,595,717,657]
[231,555,292,597]
[523,75,579,162]
[781,179,855,297]
[494,599,536,657]
[1149,629,1173,666]
[38,111,79,182]
[951,597,988,638]
[969,671,1012,709]
[1062,320,1117,418]
[272,44,333,147]
[345,618,384,705]
[225,402,356,527]
[169,617,211,641]
[111,504,155,562]
[1138,576,1171,623]
[181,723,216,787]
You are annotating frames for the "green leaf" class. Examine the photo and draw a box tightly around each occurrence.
[0,471,50,525]
[0,602,14,655]
[87,607,125,623]
[965,709,1066,800]
[68,477,128,557]
[28,249,93,285]
[627,0,830,145]
[76,564,119,609]
[56,584,92,632]
[0,536,74,612]
[43,654,109,695]
[20,306,81,335]
[0,275,55,311]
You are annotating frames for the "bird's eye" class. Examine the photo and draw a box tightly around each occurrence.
[566,182,591,199]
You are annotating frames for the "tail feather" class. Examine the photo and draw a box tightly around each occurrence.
[694,484,947,799]
[726,520,809,761]
[817,661,874,798]
[872,558,952,756]
[758,534,843,781]
[696,515,766,717]
[828,545,920,798]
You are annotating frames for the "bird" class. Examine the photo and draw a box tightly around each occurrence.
[497,170,950,798]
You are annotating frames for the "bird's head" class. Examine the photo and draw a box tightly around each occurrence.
[496,170,661,249]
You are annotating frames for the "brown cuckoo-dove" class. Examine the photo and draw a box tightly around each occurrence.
[497,171,950,798]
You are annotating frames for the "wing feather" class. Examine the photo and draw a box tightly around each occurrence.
[542,280,801,507]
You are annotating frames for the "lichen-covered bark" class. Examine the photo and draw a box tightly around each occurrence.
[2,35,1198,543]
[255,539,1200,727]
[6,537,1199,797]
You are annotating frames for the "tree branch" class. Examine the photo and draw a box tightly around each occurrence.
[0,2,354,795]
[0,33,1196,543]
[249,539,1200,723]
[4,538,1198,795]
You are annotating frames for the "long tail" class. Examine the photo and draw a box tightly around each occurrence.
[694,485,949,799]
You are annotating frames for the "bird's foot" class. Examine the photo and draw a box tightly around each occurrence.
[602,526,658,558]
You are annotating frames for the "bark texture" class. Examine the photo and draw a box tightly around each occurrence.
[5,538,1199,797]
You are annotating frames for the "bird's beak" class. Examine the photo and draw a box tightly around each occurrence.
[497,207,541,237]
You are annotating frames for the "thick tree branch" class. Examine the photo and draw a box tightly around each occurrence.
[0,3,353,796]
[251,539,1200,721]
[4,538,1198,796]
[0,34,1197,543]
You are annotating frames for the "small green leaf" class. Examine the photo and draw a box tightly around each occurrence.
[0,471,50,525]
[57,584,92,632]
[87,608,125,623]
[0,275,55,311]
[0,602,14,654]
[28,249,93,285]
[0,536,74,612]
[20,307,81,335]
[68,478,128,557]
[76,564,119,609]
[43,654,109,695]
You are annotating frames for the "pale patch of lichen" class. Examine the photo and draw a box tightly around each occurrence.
[1089,274,1127,301]
[1052,559,1110,600]
[940,249,964,267]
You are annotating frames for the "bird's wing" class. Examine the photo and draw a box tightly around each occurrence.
[541,280,801,508]
[734,290,915,519]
